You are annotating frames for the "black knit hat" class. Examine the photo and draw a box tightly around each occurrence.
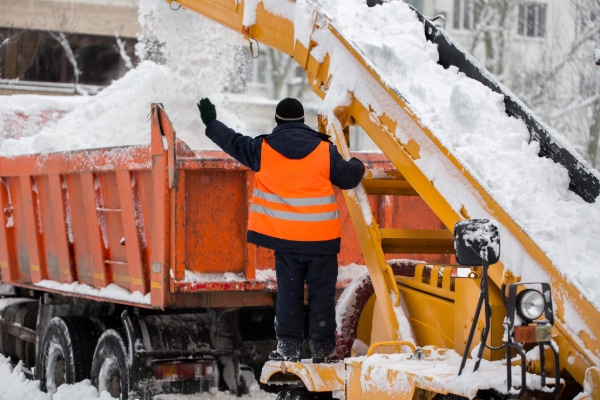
[275,98,304,124]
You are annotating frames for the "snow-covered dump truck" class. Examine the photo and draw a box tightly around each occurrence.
[1,0,600,399]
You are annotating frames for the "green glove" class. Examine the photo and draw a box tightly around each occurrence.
[197,98,216,125]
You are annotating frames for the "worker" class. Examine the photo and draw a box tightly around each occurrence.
[197,97,365,363]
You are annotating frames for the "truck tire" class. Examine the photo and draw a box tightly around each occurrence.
[91,328,129,400]
[38,316,99,393]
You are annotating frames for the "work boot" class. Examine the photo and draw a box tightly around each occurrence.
[272,339,302,362]
[268,350,300,362]
[312,354,340,364]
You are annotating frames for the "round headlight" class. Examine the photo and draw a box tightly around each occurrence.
[516,289,545,322]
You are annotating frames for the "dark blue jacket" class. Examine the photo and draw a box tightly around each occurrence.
[205,119,365,254]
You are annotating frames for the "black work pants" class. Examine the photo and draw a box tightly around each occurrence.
[274,251,338,359]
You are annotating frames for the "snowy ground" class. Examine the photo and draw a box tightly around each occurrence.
[0,355,277,400]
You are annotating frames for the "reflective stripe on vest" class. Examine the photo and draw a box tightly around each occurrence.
[247,140,341,242]
[251,189,339,221]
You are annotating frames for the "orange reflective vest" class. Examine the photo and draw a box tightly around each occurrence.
[247,140,341,242]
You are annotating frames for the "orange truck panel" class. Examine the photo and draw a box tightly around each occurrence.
[0,104,447,310]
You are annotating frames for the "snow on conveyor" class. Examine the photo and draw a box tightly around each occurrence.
[286,0,600,316]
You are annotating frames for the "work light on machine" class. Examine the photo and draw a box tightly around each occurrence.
[516,288,545,322]
[507,282,553,343]
[504,280,560,396]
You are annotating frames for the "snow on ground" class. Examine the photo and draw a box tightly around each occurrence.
[0,353,276,400]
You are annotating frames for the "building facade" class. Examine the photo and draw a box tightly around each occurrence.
[0,0,139,95]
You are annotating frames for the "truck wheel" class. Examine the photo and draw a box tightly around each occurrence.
[38,317,99,393]
[91,329,129,400]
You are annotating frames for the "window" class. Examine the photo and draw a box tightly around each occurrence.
[518,3,547,38]
[453,0,475,30]
[0,28,137,86]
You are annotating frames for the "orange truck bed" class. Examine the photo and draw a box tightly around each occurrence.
[0,104,448,309]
